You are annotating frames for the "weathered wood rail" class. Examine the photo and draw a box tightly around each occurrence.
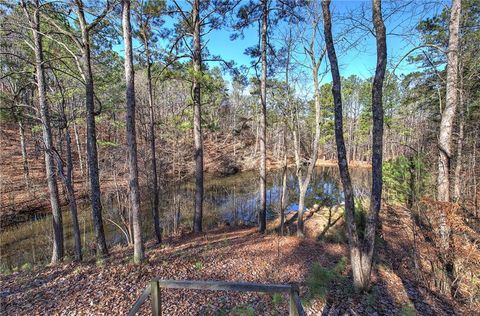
[127,279,306,316]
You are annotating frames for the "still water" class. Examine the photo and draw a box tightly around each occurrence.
[0,166,370,269]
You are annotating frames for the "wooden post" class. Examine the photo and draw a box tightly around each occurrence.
[151,280,161,316]
[289,284,298,316]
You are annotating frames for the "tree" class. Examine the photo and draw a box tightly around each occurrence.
[322,0,358,290]
[436,0,461,296]
[170,0,237,233]
[294,0,325,237]
[363,0,387,291]
[122,0,144,263]
[51,74,82,261]
[322,0,387,292]
[437,0,461,203]
[233,0,302,233]
[21,0,64,263]
[133,0,165,244]
[43,0,113,257]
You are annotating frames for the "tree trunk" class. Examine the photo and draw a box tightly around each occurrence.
[322,0,362,291]
[360,0,387,290]
[296,22,322,237]
[54,119,82,261]
[18,118,30,189]
[76,3,109,257]
[437,0,461,203]
[144,40,161,244]
[25,0,64,263]
[436,0,461,296]
[453,84,464,202]
[72,111,84,177]
[123,0,144,263]
[65,126,82,261]
[280,129,288,236]
[192,0,204,233]
[258,0,268,233]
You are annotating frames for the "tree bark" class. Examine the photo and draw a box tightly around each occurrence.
[144,37,161,244]
[437,0,461,203]
[54,118,82,261]
[322,0,363,291]
[18,117,30,189]
[76,0,108,257]
[280,129,288,236]
[123,0,144,263]
[453,81,464,202]
[360,0,387,290]
[436,0,461,296]
[258,0,268,233]
[192,0,204,233]
[72,111,84,177]
[24,0,64,263]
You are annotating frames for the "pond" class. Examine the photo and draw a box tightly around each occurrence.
[0,166,370,269]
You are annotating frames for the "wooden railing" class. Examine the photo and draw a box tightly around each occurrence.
[127,279,306,316]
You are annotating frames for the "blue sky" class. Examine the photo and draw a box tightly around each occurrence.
[114,0,444,86]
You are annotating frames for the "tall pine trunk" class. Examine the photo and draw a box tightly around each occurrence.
[192,0,204,233]
[145,41,161,244]
[453,70,465,202]
[76,3,108,257]
[437,0,461,202]
[436,0,461,295]
[258,0,268,233]
[123,0,144,263]
[24,0,64,263]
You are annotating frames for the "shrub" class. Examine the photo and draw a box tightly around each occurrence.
[383,155,430,205]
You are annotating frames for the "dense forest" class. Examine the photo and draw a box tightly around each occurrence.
[0,0,479,315]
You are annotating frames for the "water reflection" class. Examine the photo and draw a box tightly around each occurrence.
[0,166,370,268]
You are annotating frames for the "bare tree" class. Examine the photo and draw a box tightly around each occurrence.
[295,1,325,237]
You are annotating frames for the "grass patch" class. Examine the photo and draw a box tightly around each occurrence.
[271,293,283,305]
[21,262,32,272]
[233,304,255,316]
[400,304,417,316]
[306,256,347,300]
[194,261,203,271]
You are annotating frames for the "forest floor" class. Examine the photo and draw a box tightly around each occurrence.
[0,206,471,316]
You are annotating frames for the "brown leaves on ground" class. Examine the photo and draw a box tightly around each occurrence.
[1,205,474,315]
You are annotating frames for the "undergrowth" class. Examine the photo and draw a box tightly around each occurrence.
[306,256,348,301]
